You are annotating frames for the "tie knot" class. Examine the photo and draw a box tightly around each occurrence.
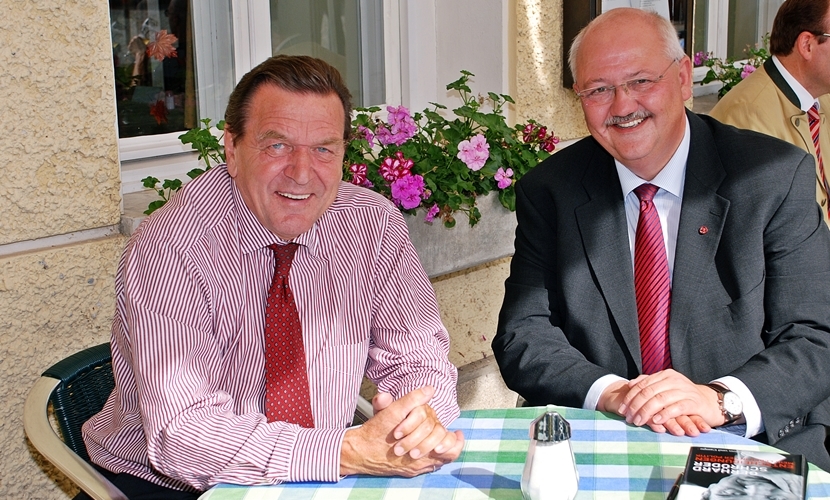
[634,183,659,203]
[269,243,298,277]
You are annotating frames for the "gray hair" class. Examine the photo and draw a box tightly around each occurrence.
[568,9,685,84]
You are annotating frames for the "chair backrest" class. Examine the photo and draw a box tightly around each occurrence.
[43,342,114,462]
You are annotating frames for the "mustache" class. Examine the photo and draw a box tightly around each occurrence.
[605,110,651,126]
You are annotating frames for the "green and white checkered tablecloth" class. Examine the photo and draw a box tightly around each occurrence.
[199,406,830,499]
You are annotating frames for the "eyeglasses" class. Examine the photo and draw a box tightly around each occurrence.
[252,139,346,164]
[574,59,679,106]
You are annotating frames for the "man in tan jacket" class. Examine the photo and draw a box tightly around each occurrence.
[710,0,830,226]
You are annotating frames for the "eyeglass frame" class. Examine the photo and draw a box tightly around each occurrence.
[573,58,680,106]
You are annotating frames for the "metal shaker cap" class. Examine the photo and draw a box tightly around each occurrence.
[529,405,571,442]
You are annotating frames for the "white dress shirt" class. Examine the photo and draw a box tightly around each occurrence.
[582,117,763,438]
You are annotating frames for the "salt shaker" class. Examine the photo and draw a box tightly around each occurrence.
[521,405,579,500]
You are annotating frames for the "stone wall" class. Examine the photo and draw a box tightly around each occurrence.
[0,1,124,499]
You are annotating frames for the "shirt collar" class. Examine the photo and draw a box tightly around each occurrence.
[231,178,319,256]
[771,55,818,112]
[615,115,690,199]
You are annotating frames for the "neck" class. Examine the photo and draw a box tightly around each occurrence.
[777,53,825,98]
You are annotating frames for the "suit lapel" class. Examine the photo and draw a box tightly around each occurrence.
[668,112,730,372]
[574,147,642,365]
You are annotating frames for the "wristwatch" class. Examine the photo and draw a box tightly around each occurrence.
[706,384,743,425]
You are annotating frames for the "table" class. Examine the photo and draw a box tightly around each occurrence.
[199,406,830,499]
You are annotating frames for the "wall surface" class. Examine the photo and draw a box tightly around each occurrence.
[516,0,588,141]
[0,1,124,499]
[0,2,121,243]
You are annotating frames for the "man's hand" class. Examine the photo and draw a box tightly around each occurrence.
[618,369,723,435]
[599,375,712,436]
[340,386,464,477]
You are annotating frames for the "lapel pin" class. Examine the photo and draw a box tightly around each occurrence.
[699,226,709,235]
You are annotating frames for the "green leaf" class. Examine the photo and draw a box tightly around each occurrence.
[499,188,516,211]
[187,168,205,179]
[144,199,166,215]
[142,176,160,189]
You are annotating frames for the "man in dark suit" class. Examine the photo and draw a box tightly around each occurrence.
[493,7,830,470]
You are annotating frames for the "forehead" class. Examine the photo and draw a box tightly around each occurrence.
[245,84,344,140]
[576,16,663,84]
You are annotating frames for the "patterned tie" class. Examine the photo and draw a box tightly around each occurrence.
[264,243,314,427]
[633,184,672,374]
[808,103,830,219]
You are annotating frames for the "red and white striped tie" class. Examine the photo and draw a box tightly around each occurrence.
[633,184,672,374]
[808,103,830,220]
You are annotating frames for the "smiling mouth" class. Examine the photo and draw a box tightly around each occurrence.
[606,111,650,130]
[616,118,645,128]
[279,192,310,200]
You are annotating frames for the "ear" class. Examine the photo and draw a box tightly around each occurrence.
[678,55,693,101]
[794,31,817,62]
[224,130,238,178]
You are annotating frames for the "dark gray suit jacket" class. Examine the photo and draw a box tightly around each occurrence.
[493,110,830,468]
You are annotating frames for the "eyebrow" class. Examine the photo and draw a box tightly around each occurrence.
[256,130,342,146]
[581,68,655,88]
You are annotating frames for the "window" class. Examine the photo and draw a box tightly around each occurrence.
[691,0,784,73]
[112,0,397,194]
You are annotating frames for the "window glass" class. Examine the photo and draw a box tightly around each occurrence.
[269,0,385,107]
[691,0,784,66]
[110,0,196,138]
[725,0,782,59]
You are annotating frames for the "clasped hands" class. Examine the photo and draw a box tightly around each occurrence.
[598,369,726,436]
[340,386,464,477]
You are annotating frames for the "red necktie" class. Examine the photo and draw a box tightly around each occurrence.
[264,243,314,427]
[808,103,830,220]
[633,184,672,374]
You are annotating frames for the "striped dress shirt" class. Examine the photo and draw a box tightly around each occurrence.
[83,166,460,492]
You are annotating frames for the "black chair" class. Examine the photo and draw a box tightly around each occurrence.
[24,342,127,500]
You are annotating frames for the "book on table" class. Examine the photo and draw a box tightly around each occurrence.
[668,446,807,499]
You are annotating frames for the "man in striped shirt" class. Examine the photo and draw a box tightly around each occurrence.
[79,55,462,499]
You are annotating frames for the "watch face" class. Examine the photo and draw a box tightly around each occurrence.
[722,391,743,415]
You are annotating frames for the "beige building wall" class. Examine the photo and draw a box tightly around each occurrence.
[1,1,583,498]
[0,1,126,499]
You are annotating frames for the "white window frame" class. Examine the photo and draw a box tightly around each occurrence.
[120,0,403,195]
[693,0,780,89]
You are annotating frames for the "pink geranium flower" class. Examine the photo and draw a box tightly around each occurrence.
[391,174,425,209]
[379,151,414,182]
[495,167,513,189]
[424,203,440,222]
[376,106,417,146]
[741,64,756,79]
[457,134,490,171]
[357,125,375,148]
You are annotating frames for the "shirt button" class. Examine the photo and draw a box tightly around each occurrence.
[779,429,785,437]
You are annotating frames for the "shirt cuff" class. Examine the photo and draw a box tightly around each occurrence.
[289,427,349,482]
[712,376,764,438]
[584,374,628,410]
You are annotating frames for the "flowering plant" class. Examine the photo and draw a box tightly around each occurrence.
[344,71,558,227]
[696,35,770,99]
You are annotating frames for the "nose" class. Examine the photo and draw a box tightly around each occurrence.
[608,82,638,116]
[283,147,313,185]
